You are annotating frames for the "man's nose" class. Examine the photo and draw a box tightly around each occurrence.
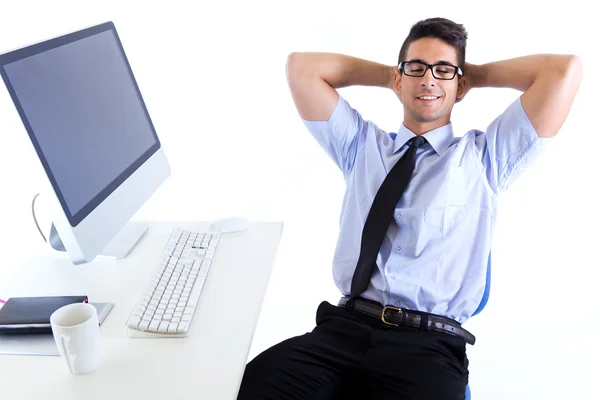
[420,68,436,87]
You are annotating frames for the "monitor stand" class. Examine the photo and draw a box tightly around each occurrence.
[48,221,149,260]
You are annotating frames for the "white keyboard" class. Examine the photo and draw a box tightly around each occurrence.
[126,228,220,336]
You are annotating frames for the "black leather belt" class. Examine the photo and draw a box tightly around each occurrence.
[338,296,476,345]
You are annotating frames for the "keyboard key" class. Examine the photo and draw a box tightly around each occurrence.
[158,321,169,333]
[127,316,141,328]
[149,320,160,330]
[178,321,190,332]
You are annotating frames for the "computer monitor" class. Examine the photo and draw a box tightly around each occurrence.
[0,21,171,265]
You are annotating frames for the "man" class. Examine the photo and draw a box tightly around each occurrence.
[237,17,582,399]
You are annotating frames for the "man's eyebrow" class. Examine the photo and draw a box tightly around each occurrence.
[406,58,427,64]
[406,58,456,66]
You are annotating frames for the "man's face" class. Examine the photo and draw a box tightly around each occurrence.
[394,37,465,131]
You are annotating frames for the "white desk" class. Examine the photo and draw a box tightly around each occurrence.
[0,220,284,400]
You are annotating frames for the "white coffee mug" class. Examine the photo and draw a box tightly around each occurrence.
[50,302,101,374]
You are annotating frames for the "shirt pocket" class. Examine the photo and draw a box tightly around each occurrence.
[398,207,445,257]
[424,205,468,238]
[423,166,471,236]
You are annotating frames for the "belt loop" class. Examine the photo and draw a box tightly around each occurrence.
[345,296,356,312]
[419,313,429,332]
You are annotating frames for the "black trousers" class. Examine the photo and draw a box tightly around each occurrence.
[237,301,469,400]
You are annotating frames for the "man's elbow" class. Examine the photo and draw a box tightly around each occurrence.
[565,55,583,87]
[552,54,583,82]
[286,52,299,73]
[286,52,309,83]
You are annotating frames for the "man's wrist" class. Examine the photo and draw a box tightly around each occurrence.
[386,65,397,89]
[469,63,487,89]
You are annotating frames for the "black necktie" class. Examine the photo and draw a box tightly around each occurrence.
[350,135,427,297]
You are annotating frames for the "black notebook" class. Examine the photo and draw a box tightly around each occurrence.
[0,296,88,333]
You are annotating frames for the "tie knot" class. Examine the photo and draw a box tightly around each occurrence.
[410,136,426,148]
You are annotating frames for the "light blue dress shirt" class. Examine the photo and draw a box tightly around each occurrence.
[303,94,552,323]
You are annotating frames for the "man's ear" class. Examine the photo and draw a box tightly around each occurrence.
[392,70,403,95]
[455,76,466,102]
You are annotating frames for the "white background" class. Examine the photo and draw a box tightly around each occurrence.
[0,1,598,398]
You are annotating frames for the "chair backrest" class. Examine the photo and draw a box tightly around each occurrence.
[471,251,492,316]
[465,251,493,400]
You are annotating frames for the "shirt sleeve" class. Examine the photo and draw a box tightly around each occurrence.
[474,96,554,193]
[302,95,364,178]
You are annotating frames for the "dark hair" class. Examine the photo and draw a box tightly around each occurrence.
[397,17,468,70]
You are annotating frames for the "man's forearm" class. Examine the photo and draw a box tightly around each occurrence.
[471,54,577,92]
[289,52,394,90]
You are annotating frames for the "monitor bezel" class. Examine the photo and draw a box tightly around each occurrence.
[0,21,162,227]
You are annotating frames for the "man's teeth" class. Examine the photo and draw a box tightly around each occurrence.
[418,96,439,100]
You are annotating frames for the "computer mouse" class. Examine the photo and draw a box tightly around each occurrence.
[208,216,249,233]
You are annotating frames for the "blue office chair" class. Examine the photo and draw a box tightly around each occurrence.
[464,250,492,400]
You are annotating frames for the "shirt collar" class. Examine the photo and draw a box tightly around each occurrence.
[392,122,455,156]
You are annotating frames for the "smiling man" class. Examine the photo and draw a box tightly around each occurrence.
[237,17,582,399]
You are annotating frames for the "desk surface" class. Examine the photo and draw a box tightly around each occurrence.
[0,220,284,400]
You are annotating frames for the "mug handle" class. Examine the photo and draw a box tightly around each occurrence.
[59,335,76,374]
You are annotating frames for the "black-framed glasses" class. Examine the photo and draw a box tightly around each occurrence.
[399,61,463,80]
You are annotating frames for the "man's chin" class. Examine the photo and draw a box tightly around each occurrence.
[414,112,440,123]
